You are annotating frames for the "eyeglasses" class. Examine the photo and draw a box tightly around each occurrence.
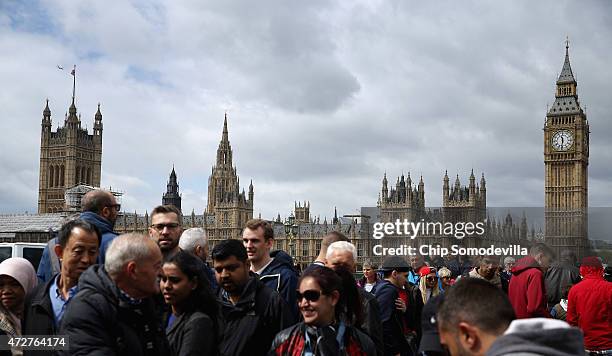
[107,204,121,211]
[440,276,451,280]
[296,289,322,302]
[150,223,180,231]
[426,276,438,281]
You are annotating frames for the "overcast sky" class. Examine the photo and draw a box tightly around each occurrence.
[1,0,611,222]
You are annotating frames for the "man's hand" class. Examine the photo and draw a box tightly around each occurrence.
[395,298,406,313]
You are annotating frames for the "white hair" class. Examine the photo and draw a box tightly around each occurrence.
[326,241,357,262]
[105,233,154,278]
[179,228,208,253]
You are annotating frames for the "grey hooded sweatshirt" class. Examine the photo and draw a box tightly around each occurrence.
[486,318,584,356]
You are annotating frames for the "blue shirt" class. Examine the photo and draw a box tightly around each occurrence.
[49,275,79,327]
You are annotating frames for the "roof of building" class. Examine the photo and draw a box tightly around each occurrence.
[0,213,67,233]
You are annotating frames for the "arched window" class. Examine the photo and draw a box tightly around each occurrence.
[54,166,60,188]
[49,166,54,187]
[76,166,80,184]
[87,168,92,185]
[60,166,65,186]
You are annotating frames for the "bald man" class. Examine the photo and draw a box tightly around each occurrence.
[37,189,120,282]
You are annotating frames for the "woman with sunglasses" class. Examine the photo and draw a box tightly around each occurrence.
[161,250,219,356]
[270,266,375,355]
[418,266,440,304]
[437,267,454,293]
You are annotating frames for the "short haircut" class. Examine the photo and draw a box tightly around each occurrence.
[245,219,274,240]
[82,190,114,214]
[529,243,555,260]
[326,241,357,262]
[151,205,182,225]
[57,219,101,247]
[438,267,452,278]
[480,256,498,266]
[211,239,247,262]
[105,233,155,277]
[437,278,515,334]
[179,228,208,253]
[322,231,349,249]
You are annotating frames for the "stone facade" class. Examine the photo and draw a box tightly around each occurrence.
[37,95,103,213]
[544,43,590,258]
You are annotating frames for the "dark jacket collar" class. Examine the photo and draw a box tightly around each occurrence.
[218,273,261,311]
[80,211,114,235]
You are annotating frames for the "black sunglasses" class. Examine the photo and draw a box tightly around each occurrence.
[296,290,322,302]
[426,276,438,281]
[107,204,121,211]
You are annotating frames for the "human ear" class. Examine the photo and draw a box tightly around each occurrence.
[458,322,481,351]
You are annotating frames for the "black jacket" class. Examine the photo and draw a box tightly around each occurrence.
[544,261,581,305]
[258,250,299,319]
[22,274,58,356]
[166,310,215,356]
[58,265,171,356]
[358,287,384,356]
[217,274,294,356]
[270,321,376,356]
[373,280,422,356]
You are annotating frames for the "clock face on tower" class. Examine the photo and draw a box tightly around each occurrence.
[551,130,574,151]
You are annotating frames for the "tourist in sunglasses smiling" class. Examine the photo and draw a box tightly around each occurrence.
[270,266,376,355]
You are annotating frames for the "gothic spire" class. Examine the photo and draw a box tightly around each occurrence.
[222,112,229,143]
[43,99,51,117]
[216,114,233,167]
[557,38,576,84]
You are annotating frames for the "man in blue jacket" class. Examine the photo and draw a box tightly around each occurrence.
[242,218,299,320]
[37,189,119,282]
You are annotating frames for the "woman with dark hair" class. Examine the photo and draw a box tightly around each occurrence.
[161,250,219,356]
[270,266,375,355]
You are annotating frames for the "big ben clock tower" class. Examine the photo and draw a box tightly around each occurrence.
[544,41,589,258]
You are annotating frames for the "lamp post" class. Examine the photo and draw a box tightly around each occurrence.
[284,213,298,257]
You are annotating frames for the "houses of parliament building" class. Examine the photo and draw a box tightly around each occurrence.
[0,43,590,264]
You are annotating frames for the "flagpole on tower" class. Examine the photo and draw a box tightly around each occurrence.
[71,65,76,105]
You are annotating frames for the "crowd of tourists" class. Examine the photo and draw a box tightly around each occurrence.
[0,189,610,355]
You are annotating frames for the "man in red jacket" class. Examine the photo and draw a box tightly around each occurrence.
[508,243,555,318]
[567,256,612,354]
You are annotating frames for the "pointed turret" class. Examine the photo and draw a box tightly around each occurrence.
[94,103,103,136]
[216,114,233,167]
[42,99,52,133]
[382,173,388,200]
[162,166,181,211]
[443,170,450,203]
[557,39,576,85]
[333,207,338,225]
[248,179,254,202]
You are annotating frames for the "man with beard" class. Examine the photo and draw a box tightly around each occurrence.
[467,256,501,289]
[149,205,183,262]
[37,189,120,282]
[213,239,293,356]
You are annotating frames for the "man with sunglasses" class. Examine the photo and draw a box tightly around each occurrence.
[149,205,183,262]
[37,189,120,282]
[212,239,293,356]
